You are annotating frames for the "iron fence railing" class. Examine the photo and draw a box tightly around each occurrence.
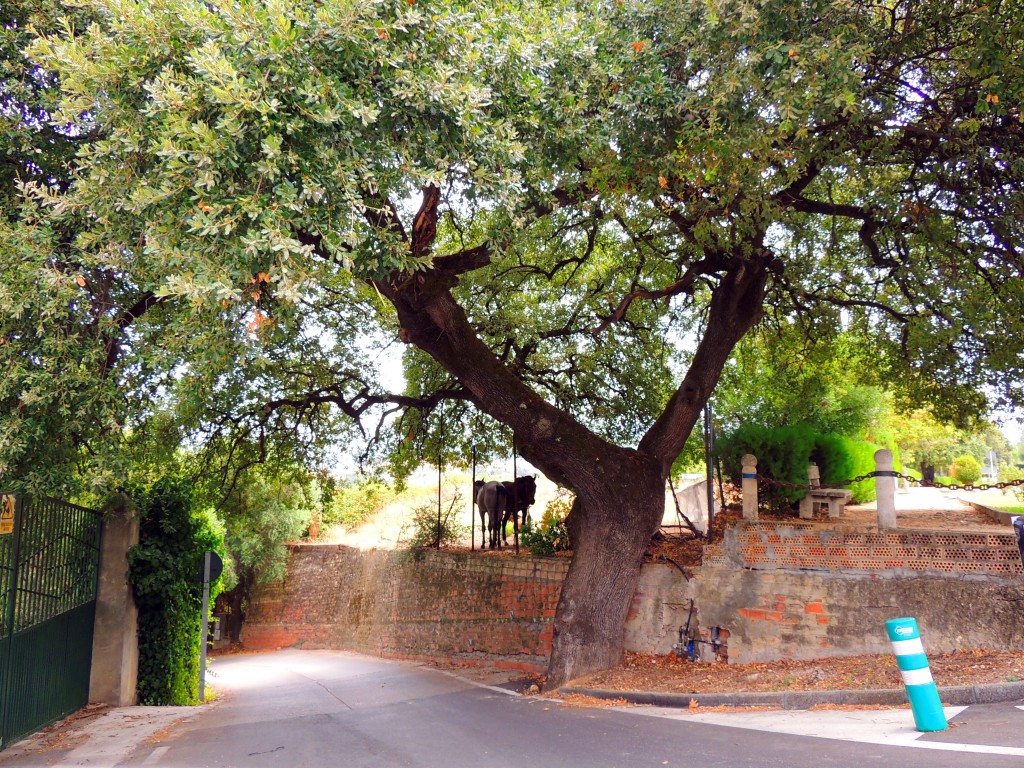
[1,494,102,750]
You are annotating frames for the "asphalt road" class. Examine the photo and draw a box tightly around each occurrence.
[3,650,1023,767]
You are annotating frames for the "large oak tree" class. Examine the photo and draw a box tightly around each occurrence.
[4,0,1023,686]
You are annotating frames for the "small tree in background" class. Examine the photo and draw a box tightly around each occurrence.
[214,468,313,643]
[952,455,983,486]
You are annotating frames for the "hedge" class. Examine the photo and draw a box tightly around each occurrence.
[717,423,890,508]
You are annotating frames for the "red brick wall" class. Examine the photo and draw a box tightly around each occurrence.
[244,526,1024,669]
[243,545,569,673]
[719,522,1023,576]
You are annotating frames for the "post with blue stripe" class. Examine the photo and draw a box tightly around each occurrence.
[885,617,947,732]
[741,454,758,521]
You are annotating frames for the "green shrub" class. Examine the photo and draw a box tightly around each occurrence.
[128,476,223,706]
[999,464,1024,501]
[952,455,983,485]
[520,491,573,556]
[837,438,878,503]
[401,498,466,558]
[718,423,883,507]
[717,423,818,505]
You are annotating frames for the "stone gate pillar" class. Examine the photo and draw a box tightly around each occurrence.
[89,494,139,706]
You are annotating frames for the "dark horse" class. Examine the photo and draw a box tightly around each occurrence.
[474,476,537,549]
[474,479,506,549]
[499,475,537,545]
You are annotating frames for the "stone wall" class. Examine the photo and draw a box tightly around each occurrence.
[244,526,1024,670]
[634,523,1024,663]
[244,545,568,673]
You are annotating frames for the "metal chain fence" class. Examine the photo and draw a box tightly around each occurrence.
[758,473,1024,495]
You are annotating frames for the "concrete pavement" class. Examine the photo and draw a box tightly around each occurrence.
[2,650,1023,766]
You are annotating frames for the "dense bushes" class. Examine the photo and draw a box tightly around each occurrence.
[128,476,223,705]
[717,423,890,508]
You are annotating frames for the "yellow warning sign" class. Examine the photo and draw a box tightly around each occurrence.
[0,494,15,535]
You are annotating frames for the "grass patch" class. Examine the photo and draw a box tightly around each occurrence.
[964,491,1024,515]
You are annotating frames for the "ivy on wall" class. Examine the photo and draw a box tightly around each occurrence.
[127,476,223,705]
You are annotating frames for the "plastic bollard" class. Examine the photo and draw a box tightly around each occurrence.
[885,617,947,732]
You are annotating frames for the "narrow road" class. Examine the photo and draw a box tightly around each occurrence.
[2,650,1021,767]
[121,651,1024,767]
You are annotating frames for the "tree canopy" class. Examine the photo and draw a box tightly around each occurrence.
[3,0,1024,685]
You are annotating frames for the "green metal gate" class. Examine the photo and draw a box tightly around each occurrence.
[0,494,102,750]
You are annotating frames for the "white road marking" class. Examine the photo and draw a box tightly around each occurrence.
[621,706,1024,757]
[143,745,170,765]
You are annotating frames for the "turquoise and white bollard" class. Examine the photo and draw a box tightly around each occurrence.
[885,617,947,732]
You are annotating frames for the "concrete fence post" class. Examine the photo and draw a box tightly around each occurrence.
[807,462,821,488]
[89,494,139,706]
[799,463,821,520]
[875,449,898,529]
[741,454,758,521]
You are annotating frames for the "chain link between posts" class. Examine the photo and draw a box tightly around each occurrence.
[757,473,1024,494]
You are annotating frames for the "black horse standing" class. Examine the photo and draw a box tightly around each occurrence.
[499,476,537,546]
[474,476,537,549]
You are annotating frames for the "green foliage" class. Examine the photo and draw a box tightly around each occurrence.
[520,491,573,557]
[717,423,818,505]
[1000,464,1024,502]
[128,475,223,706]
[3,0,1023,501]
[716,329,894,439]
[401,497,466,559]
[718,423,881,507]
[324,478,396,528]
[889,411,1010,475]
[952,455,983,485]
[216,467,312,588]
[841,439,880,504]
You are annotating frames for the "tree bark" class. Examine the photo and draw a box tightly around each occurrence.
[360,200,773,688]
[545,457,664,689]
[218,571,253,644]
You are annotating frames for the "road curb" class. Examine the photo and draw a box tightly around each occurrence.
[559,681,1024,710]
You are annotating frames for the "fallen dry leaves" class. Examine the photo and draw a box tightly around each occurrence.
[558,693,633,708]
[575,648,1024,695]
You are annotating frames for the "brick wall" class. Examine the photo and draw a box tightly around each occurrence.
[244,527,1024,670]
[720,522,1023,576]
[244,545,568,674]
[684,523,1024,662]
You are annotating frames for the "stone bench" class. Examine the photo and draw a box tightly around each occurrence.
[799,488,852,519]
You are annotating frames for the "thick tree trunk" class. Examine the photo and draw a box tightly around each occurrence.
[218,571,253,644]
[545,469,665,689]
[362,203,773,689]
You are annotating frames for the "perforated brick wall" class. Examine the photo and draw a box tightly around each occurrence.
[725,522,1024,576]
